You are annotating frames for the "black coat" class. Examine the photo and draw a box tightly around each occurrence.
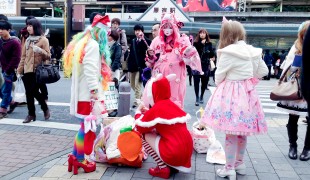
[193,41,214,75]
[302,27,310,101]
[127,37,151,72]
[110,42,122,71]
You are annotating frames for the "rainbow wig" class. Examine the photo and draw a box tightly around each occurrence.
[63,26,112,90]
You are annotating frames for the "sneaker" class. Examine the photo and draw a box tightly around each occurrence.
[216,168,236,180]
[8,102,19,114]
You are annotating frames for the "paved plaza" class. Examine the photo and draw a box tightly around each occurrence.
[0,78,309,180]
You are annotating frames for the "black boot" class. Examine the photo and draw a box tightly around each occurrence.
[300,124,310,161]
[195,97,199,106]
[199,95,204,104]
[287,114,299,160]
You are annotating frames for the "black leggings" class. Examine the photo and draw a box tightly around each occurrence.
[193,75,208,98]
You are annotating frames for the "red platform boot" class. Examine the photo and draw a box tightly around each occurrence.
[67,154,76,172]
[72,159,96,175]
[148,166,171,179]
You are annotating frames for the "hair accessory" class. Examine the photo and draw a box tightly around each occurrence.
[91,15,110,28]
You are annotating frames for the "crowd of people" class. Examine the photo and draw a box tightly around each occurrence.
[1,12,310,180]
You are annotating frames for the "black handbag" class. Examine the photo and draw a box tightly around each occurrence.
[35,62,60,84]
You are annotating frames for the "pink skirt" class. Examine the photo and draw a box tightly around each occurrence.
[200,78,267,136]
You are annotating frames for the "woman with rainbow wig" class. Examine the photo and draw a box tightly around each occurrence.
[63,14,112,175]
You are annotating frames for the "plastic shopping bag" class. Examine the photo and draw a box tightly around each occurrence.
[206,140,226,165]
[14,77,26,103]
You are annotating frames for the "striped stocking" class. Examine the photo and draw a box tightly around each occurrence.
[72,119,85,162]
[142,139,167,169]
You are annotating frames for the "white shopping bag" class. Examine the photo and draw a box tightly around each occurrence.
[206,140,226,165]
[191,121,216,153]
[14,77,26,103]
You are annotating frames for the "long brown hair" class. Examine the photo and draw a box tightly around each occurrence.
[218,21,246,49]
[295,20,310,55]
[194,28,210,43]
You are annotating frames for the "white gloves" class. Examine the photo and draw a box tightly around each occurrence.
[32,45,43,53]
[17,74,22,78]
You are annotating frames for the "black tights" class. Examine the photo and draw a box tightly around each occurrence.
[193,75,208,99]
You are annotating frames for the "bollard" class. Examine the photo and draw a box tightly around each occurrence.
[117,81,131,117]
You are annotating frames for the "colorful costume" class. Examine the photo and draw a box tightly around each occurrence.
[143,13,203,108]
[135,74,193,174]
[63,14,111,167]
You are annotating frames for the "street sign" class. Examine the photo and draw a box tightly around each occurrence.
[0,0,18,16]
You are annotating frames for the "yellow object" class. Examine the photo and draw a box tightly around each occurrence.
[199,107,204,118]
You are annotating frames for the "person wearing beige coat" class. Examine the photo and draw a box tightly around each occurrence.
[17,19,51,123]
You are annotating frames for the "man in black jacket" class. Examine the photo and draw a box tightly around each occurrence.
[127,24,151,108]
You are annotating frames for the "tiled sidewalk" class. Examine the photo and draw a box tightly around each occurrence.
[1,118,310,180]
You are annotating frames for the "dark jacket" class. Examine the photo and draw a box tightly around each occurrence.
[0,37,21,74]
[302,27,310,100]
[127,37,151,72]
[110,42,122,71]
[193,41,214,75]
[264,53,273,66]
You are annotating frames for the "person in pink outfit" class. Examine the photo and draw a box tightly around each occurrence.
[200,19,268,180]
[143,13,203,109]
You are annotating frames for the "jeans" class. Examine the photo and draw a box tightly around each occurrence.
[0,72,14,109]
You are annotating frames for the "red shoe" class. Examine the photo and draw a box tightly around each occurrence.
[148,166,170,179]
[72,159,96,175]
[67,154,76,172]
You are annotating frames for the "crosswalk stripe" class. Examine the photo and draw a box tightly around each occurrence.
[0,118,79,131]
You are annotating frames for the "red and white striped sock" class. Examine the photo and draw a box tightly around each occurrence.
[142,139,167,169]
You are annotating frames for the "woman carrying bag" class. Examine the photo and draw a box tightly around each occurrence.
[276,21,310,161]
[17,19,51,123]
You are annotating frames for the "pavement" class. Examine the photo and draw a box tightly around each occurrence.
[0,76,309,180]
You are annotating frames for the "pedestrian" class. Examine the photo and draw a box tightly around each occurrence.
[0,14,17,36]
[107,29,122,117]
[17,18,51,123]
[111,18,128,80]
[127,24,151,108]
[193,28,214,106]
[276,20,310,161]
[108,29,122,83]
[200,19,268,180]
[63,14,111,173]
[143,13,203,109]
[263,49,273,80]
[19,16,48,103]
[0,21,21,118]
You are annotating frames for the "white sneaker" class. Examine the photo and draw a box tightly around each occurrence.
[235,163,246,175]
[216,168,236,180]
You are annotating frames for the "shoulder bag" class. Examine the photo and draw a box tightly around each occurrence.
[270,65,302,101]
[35,61,60,84]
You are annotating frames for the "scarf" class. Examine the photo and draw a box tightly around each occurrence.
[25,35,41,50]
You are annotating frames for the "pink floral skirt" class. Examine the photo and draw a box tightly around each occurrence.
[200,78,267,136]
